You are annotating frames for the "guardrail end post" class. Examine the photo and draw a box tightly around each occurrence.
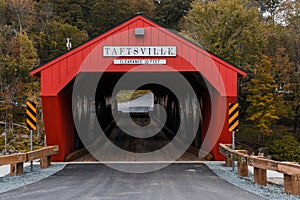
[254,167,267,186]
[284,174,300,195]
[40,156,51,169]
[10,163,24,176]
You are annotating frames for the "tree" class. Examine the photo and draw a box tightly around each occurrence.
[246,56,279,143]
[34,21,88,63]
[271,47,295,123]
[154,0,193,30]
[255,0,283,23]
[129,0,155,17]
[262,1,300,135]
[0,0,8,26]
[47,0,87,31]
[182,0,266,67]
[5,0,36,33]
[84,0,156,37]
[0,32,39,151]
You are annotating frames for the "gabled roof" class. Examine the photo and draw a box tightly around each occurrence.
[31,14,246,97]
[31,14,246,77]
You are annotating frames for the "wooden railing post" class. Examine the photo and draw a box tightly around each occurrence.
[253,167,267,186]
[10,163,24,176]
[40,155,51,169]
[284,174,300,195]
[278,163,300,195]
[225,153,233,167]
[238,159,248,177]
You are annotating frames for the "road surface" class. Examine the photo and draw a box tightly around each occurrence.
[0,163,265,200]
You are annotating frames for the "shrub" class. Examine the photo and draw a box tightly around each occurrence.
[267,135,300,162]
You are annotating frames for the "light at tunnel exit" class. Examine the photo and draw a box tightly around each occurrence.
[115,90,154,113]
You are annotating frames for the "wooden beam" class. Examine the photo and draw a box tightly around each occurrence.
[65,148,88,162]
[278,162,300,175]
[0,153,27,165]
[247,157,278,171]
[27,145,59,161]
[27,145,59,169]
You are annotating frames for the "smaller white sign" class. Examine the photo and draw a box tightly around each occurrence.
[114,59,167,65]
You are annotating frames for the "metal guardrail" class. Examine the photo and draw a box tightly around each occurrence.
[219,143,300,195]
[0,145,59,176]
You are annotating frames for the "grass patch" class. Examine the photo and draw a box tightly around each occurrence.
[116,90,152,102]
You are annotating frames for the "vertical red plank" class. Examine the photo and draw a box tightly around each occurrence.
[133,19,144,46]
[74,51,83,74]
[120,26,129,46]
[82,46,91,72]
[181,43,190,69]
[151,27,159,46]
[189,48,197,71]
[41,69,53,96]
[90,43,98,71]
[41,96,65,161]
[197,51,207,76]
[223,69,237,97]
[143,26,153,46]
[172,35,182,67]
[59,58,67,86]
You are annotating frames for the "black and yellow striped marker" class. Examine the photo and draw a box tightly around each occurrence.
[228,103,239,132]
[26,101,37,131]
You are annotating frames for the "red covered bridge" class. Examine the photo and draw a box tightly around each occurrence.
[31,15,246,161]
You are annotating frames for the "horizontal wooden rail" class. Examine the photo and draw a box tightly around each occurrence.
[219,143,300,195]
[27,145,59,169]
[0,145,59,176]
[278,162,300,175]
[0,153,27,165]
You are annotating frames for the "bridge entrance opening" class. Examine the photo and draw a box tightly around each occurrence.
[71,72,212,162]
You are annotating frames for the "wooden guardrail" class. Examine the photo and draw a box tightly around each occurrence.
[219,143,249,177]
[0,153,27,176]
[219,143,300,195]
[0,145,59,176]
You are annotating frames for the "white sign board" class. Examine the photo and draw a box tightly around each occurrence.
[103,46,176,57]
[114,59,166,65]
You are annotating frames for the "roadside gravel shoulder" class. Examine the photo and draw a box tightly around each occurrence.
[206,162,299,200]
[0,163,66,194]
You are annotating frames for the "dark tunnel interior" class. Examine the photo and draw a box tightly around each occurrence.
[73,72,211,159]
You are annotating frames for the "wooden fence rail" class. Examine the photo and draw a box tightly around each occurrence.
[0,145,59,176]
[219,143,300,195]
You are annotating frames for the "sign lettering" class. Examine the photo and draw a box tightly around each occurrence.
[114,59,166,65]
[103,46,176,57]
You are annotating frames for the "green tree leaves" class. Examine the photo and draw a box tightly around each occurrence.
[34,21,88,63]
[246,56,279,137]
[183,0,299,144]
[183,0,265,66]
